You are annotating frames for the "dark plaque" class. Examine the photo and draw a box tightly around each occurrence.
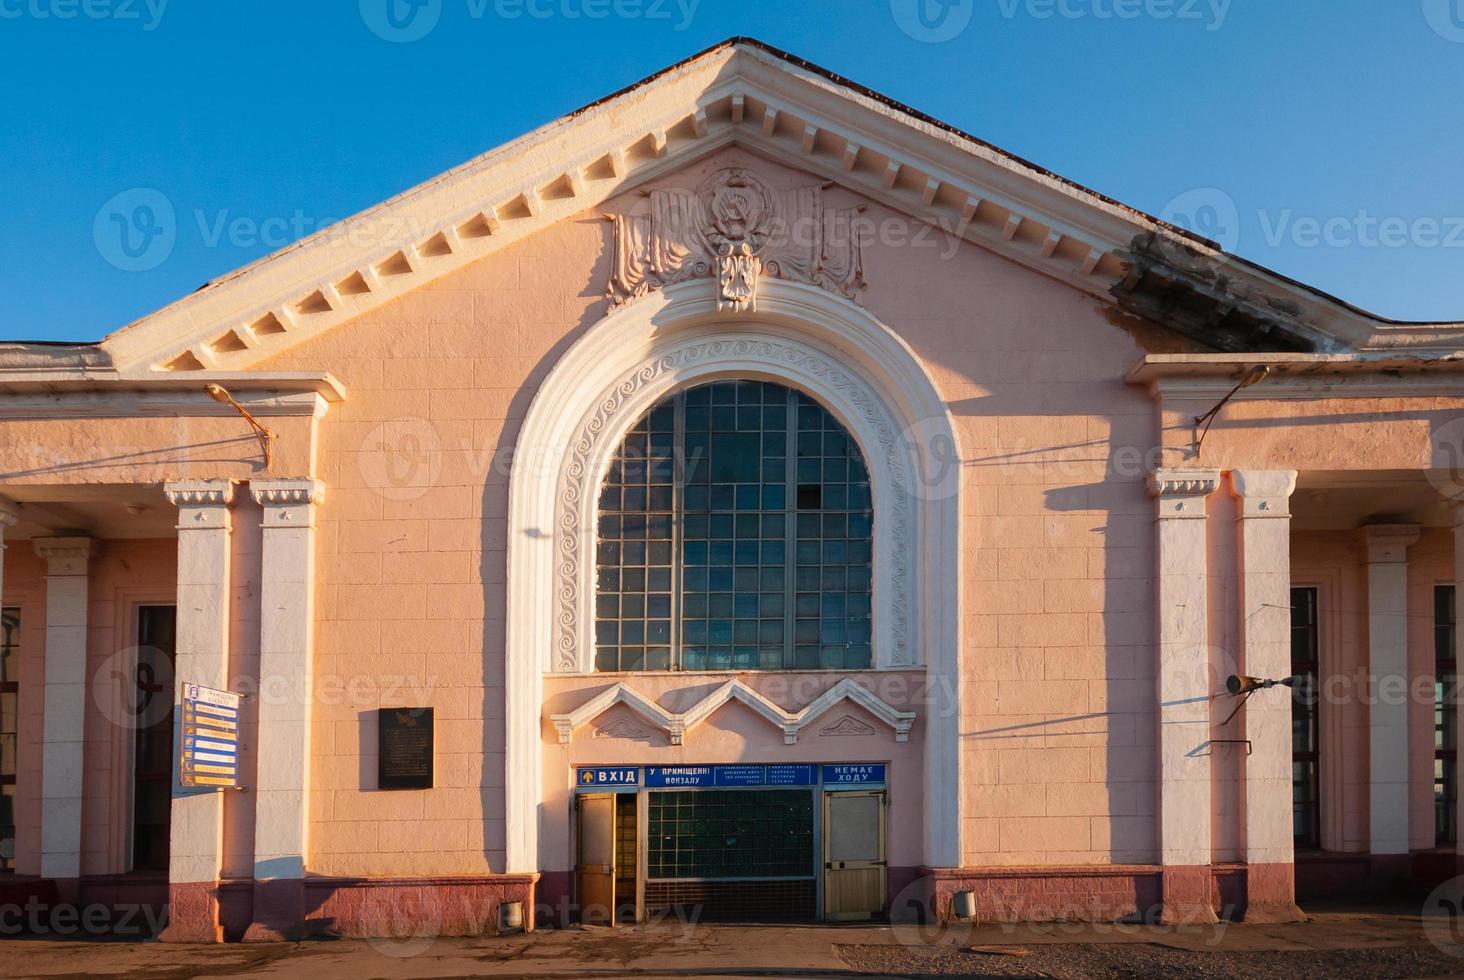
[378,707,434,790]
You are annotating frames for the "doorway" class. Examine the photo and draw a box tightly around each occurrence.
[131,605,176,871]
[576,791,640,925]
[822,789,886,920]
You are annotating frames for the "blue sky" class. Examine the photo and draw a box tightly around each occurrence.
[1,1,1460,342]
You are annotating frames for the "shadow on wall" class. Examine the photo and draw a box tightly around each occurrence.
[478,237,616,880]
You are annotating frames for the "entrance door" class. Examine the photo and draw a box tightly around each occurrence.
[822,790,886,921]
[132,605,176,871]
[576,793,617,925]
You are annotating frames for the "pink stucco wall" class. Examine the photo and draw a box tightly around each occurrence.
[250,146,1178,874]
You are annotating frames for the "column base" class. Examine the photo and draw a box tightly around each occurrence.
[1368,853,1412,897]
[242,879,307,942]
[158,881,223,943]
[50,877,80,906]
[1160,865,1218,925]
[1243,862,1305,923]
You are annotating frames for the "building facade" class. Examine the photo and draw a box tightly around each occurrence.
[2,39,1463,941]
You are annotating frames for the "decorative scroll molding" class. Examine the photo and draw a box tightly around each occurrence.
[249,478,324,507]
[818,713,876,737]
[607,167,864,313]
[554,330,912,672]
[1148,468,1221,498]
[593,717,652,741]
[550,678,914,746]
[251,478,325,530]
[164,479,235,509]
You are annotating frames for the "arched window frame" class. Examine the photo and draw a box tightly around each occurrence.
[592,378,877,673]
[507,279,962,873]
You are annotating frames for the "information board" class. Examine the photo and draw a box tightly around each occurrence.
[378,707,434,790]
[178,684,241,789]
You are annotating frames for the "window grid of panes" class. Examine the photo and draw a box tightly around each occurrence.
[1436,584,1457,846]
[646,789,814,879]
[1,609,18,872]
[1290,587,1320,850]
[595,380,873,672]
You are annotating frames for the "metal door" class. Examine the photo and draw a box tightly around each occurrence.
[576,793,617,925]
[822,790,886,920]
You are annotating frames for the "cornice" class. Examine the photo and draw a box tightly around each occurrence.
[0,43,1439,383]
[1128,353,1464,402]
[0,372,344,420]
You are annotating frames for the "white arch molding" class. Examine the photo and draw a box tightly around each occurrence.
[505,278,963,873]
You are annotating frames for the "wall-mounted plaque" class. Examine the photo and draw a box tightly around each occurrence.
[378,707,433,790]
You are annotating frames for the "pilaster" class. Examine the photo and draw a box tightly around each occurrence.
[158,479,235,943]
[243,478,323,942]
[1229,469,1303,922]
[1149,468,1221,925]
[33,536,92,894]
[1360,523,1420,871]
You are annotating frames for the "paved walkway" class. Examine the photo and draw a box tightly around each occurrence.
[7,907,1464,979]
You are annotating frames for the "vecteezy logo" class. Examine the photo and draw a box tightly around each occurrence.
[1423,876,1464,951]
[890,0,974,42]
[1422,0,1464,42]
[1160,187,1241,253]
[359,0,442,42]
[357,417,442,501]
[93,188,175,272]
[1426,415,1464,504]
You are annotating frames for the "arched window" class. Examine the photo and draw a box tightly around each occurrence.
[595,380,873,672]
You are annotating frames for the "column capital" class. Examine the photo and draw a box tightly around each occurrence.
[164,479,235,509]
[1359,523,1421,564]
[0,496,18,529]
[1229,469,1297,520]
[1149,468,1222,498]
[1149,468,1220,520]
[33,537,91,575]
[250,478,324,530]
[249,477,324,508]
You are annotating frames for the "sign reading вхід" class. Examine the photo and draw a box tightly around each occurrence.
[178,684,241,789]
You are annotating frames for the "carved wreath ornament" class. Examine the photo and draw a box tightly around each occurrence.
[606,168,866,312]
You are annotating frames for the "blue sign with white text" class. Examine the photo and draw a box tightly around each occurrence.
[766,764,817,786]
[713,765,765,786]
[576,767,639,788]
[821,763,886,785]
[644,766,713,787]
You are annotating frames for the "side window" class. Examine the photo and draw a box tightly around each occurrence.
[0,609,18,872]
[1290,587,1320,849]
[1437,585,1457,847]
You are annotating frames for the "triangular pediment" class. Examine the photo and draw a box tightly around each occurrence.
[20,38,1460,381]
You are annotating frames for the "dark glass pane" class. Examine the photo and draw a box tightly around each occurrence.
[596,380,874,672]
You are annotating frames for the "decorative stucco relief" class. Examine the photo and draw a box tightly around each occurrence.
[593,717,652,741]
[554,335,912,672]
[606,168,865,313]
[818,713,877,737]
[551,678,915,746]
